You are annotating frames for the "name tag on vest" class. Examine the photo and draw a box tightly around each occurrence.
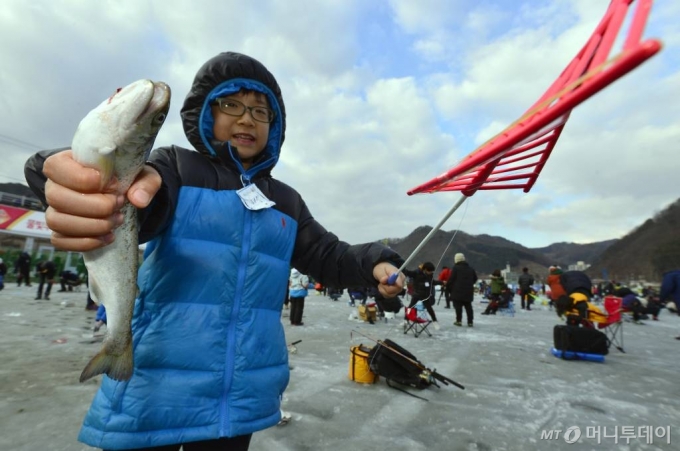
[237,184,276,210]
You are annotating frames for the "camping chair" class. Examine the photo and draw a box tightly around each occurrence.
[498,301,516,317]
[403,301,432,338]
[597,295,625,353]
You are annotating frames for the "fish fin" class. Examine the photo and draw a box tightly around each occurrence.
[79,340,134,383]
[88,273,103,305]
[97,149,116,185]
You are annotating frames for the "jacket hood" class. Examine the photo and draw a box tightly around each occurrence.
[181,52,286,179]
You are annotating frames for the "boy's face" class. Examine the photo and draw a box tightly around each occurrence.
[212,90,270,168]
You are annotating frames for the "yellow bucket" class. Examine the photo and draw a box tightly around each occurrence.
[349,344,378,384]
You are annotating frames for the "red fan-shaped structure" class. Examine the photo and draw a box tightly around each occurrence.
[408,0,662,197]
[389,0,662,278]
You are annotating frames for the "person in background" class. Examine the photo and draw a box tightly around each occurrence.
[93,304,107,332]
[403,262,441,330]
[658,268,680,340]
[85,293,98,311]
[546,266,566,311]
[445,253,477,327]
[288,268,309,326]
[347,286,368,306]
[482,285,514,315]
[283,285,290,310]
[14,251,31,287]
[437,265,452,308]
[489,269,505,304]
[35,259,56,300]
[58,270,80,292]
[518,267,535,310]
[621,292,660,322]
[555,270,606,326]
[0,258,7,290]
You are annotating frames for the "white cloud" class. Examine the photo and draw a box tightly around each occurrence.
[0,0,677,254]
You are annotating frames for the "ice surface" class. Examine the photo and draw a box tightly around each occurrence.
[1,286,679,450]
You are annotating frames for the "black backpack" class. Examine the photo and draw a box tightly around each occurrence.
[366,338,465,400]
[367,339,434,400]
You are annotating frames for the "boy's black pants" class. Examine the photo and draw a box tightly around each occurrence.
[103,434,252,451]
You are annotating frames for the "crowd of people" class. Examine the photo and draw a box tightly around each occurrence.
[0,252,93,306]
[304,260,680,344]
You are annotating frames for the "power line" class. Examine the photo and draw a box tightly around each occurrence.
[0,171,28,184]
[0,132,44,151]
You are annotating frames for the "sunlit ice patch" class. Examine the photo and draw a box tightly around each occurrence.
[198,78,283,160]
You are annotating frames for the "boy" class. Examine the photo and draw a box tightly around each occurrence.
[25,51,405,451]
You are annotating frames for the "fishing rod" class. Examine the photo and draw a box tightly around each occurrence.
[351,329,465,390]
[287,340,302,354]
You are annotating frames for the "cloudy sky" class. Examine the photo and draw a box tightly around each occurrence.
[1,0,677,250]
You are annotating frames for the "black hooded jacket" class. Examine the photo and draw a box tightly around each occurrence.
[445,261,478,302]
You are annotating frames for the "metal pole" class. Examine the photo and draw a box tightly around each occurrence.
[388,194,468,284]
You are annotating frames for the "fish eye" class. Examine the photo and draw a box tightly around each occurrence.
[153,112,167,125]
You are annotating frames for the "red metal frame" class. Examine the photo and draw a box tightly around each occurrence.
[408,0,661,197]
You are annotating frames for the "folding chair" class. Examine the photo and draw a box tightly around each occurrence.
[597,295,625,353]
[403,301,432,338]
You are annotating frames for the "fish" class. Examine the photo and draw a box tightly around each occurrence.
[72,79,171,382]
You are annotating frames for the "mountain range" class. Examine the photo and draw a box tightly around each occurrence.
[384,228,615,280]
[384,198,680,283]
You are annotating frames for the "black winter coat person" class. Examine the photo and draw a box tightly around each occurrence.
[446,261,478,303]
[402,262,439,323]
[402,263,437,304]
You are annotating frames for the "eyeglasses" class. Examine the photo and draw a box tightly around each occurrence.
[212,97,275,123]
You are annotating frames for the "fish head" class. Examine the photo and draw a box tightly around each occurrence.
[109,79,171,154]
[72,79,171,185]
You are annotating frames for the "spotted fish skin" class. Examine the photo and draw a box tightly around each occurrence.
[72,79,171,383]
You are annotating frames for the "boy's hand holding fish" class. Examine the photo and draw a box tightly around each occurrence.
[43,149,161,252]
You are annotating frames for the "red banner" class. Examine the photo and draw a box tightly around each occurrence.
[0,204,52,238]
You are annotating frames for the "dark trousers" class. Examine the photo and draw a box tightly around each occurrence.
[442,291,452,308]
[289,296,305,324]
[103,434,252,451]
[16,269,31,286]
[60,278,79,291]
[483,294,500,314]
[407,297,437,322]
[453,299,473,324]
[629,301,661,320]
[36,274,53,299]
[520,289,532,309]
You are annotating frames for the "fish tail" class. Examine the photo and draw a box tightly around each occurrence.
[79,341,133,383]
